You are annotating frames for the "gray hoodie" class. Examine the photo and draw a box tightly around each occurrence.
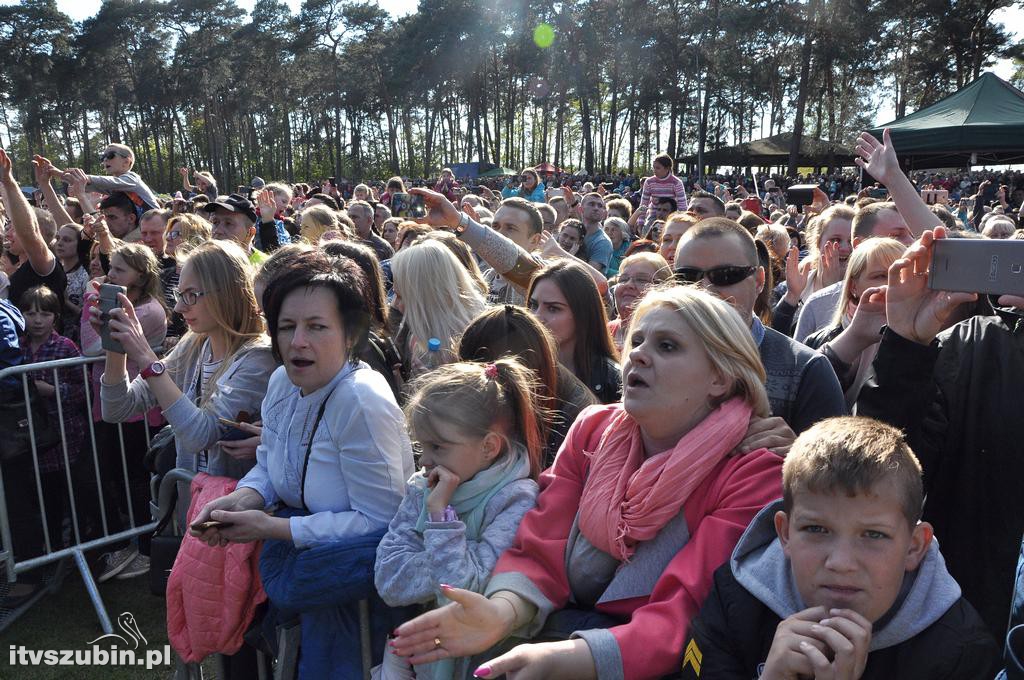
[730,499,962,652]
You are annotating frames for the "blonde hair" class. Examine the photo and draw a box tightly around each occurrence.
[265,182,293,203]
[628,286,770,417]
[405,359,547,479]
[783,416,923,525]
[805,204,855,269]
[166,213,212,246]
[168,240,266,403]
[111,242,165,312]
[831,237,904,327]
[616,251,671,282]
[391,240,487,360]
[299,204,343,243]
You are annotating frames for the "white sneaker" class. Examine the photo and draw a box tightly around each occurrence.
[96,546,138,583]
[114,553,150,580]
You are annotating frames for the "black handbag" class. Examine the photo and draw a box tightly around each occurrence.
[143,424,177,475]
[0,381,62,462]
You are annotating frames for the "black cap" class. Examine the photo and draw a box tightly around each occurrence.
[202,193,257,223]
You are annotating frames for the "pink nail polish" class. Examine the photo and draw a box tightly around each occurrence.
[473,665,491,678]
[440,583,452,590]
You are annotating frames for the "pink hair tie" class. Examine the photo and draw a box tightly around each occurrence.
[484,363,499,380]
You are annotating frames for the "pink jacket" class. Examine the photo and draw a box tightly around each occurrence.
[166,473,267,662]
[490,404,782,679]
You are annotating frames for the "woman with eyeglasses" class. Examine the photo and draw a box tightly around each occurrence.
[161,213,212,342]
[608,252,671,351]
[96,239,276,481]
[502,169,546,204]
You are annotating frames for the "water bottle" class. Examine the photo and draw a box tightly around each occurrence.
[420,337,444,372]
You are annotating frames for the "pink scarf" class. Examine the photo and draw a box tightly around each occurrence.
[577,397,752,562]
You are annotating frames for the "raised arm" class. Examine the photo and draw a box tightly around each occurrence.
[32,155,75,227]
[854,129,939,238]
[0,149,55,275]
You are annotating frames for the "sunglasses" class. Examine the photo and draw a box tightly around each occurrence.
[102,151,127,161]
[673,265,756,286]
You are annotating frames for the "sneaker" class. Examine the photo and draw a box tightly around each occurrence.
[114,553,150,580]
[96,546,138,583]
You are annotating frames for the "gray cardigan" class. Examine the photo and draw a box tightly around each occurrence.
[100,335,277,479]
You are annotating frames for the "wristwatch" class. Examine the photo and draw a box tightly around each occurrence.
[453,211,470,235]
[141,360,166,380]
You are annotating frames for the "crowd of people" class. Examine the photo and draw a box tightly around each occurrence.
[0,131,1023,679]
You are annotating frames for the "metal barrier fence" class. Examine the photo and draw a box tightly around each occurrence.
[0,355,160,635]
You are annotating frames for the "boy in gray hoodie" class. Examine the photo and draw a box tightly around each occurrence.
[679,416,998,679]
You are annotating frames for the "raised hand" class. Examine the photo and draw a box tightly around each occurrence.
[32,155,56,186]
[256,188,277,222]
[784,246,809,303]
[854,129,903,188]
[0,148,15,184]
[885,227,976,345]
[409,187,458,229]
[818,241,843,287]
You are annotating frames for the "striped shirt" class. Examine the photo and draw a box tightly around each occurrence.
[638,173,689,227]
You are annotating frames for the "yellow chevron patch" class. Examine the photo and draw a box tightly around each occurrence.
[682,638,702,675]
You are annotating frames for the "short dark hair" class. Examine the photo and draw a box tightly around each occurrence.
[308,193,340,211]
[852,201,898,240]
[321,240,390,334]
[687,190,726,216]
[684,217,759,266]
[18,285,61,317]
[500,196,544,236]
[655,196,678,212]
[653,152,673,169]
[99,191,138,217]
[263,250,372,364]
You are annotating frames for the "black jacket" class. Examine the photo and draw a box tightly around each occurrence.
[857,310,1024,640]
[677,563,999,680]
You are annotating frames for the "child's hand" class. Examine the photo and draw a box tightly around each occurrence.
[798,608,871,680]
[761,606,831,680]
[426,465,460,515]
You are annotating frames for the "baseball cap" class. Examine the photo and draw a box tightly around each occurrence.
[201,193,257,223]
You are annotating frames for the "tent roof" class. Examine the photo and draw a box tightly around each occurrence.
[680,133,855,167]
[865,72,1024,167]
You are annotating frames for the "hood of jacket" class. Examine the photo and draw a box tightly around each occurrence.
[730,499,962,652]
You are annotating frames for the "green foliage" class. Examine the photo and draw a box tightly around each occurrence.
[0,0,1016,189]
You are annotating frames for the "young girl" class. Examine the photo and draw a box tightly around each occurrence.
[18,285,87,551]
[53,223,90,346]
[374,359,544,679]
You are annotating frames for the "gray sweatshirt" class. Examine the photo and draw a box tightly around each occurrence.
[374,475,539,680]
[85,170,161,211]
[100,335,277,480]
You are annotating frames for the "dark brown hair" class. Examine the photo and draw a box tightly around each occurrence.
[526,260,618,382]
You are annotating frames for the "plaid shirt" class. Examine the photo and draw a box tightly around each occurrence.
[21,331,87,473]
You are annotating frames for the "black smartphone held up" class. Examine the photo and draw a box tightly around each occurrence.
[217,417,251,442]
[929,238,1024,297]
[784,184,817,213]
[99,283,128,354]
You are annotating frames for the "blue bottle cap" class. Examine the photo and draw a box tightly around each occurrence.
[427,338,442,352]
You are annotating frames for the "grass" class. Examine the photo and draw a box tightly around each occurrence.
[0,561,174,679]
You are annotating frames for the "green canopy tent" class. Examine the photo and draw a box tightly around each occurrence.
[478,167,519,177]
[866,72,1024,168]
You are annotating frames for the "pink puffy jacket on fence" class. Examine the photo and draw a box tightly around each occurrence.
[166,473,267,662]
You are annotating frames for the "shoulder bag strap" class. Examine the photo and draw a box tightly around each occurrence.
[299,383,340,513]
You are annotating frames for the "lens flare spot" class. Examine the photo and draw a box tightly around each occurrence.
[533,23,555,49]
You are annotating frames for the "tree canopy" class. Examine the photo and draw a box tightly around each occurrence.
[0,0,1019,190]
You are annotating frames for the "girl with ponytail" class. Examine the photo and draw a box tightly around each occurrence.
[373,358,544,679]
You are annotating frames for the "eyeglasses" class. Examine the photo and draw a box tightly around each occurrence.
[172,288,211,306]
[102,150,128,161]
[673,265,756,286]
[166,230,182,240]
[617,274,655,286]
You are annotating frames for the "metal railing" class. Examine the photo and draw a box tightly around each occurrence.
[0,355,160,635]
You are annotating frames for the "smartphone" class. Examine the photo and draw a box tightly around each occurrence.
[921,189,949,205]
[784,185,817,213]
[217,417,251,442]
[98,283,127,353]
[391,192,410,218]
[190,519,234,531]
[407,193,425,219]
[929,239,1024,296]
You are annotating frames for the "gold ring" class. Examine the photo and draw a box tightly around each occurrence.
[434,637,442,649]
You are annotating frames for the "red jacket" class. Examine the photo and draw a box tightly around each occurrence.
[491,405,782,679]
[166,473,267,662]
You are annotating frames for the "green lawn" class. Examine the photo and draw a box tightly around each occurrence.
[0,563,174,679]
